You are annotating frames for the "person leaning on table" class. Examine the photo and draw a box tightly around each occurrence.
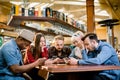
[0,29,46,80]
[69,33,120,80]
[45,35,71,64]
[69,31,84,59]
[24,33,48,80]
[45,35,71,80]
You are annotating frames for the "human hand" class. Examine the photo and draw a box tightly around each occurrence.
[45,58,64,64]
[42,46,47,52]
[53,58,60,64]
[44,59,53,65]
[63,57,70,64]
[69,57,78,65]
[36,58,46,66]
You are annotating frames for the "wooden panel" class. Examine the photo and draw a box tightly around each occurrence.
[64,37,71,45]
[86,0,95,32]
[114,25,120,45]
[96,27,107,40]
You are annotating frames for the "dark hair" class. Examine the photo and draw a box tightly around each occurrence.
[81,33,98,42]
[33,33,45,57]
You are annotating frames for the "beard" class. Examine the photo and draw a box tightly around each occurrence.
[57,48,62,51]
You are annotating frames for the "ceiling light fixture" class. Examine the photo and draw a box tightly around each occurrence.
[53,1,86,6]
[58,8,65,12]
[10,1,23,5]
[27,2,40,8]
[68,14,74,18]
[53,1,100,6]
[77,0,99,3]
[95,10,109,16]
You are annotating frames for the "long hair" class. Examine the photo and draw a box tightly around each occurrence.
[32,33,45,58]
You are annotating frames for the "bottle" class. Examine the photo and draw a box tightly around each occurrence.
[66,15,68,22]
[25,8,28,16]
[46,7,50,17]
[15,5,19,16]
[11,5,15,15]
[31,7,35,16]
[21,6,25,16]
[38,8,42,17]
[28,8,32,16]
[60,12,64,21]
[42,8,46,17]
[34,8,39,17]
[52,10,57,18]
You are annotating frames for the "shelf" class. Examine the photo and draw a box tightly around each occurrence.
[7,16,85,33]
[0,23,15,31]
[20,25,71,37]
[0,30,18,37]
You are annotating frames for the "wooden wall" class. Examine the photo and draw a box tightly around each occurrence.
[96,25,120,49]
[96,27,107,41]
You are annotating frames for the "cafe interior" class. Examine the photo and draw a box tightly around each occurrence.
[0,0,120,80]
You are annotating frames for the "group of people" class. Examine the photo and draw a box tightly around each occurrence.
[0,29,120,80]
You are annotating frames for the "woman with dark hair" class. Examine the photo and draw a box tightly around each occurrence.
[24,33,48,80]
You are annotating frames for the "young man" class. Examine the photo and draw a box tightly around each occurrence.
[45,35,71,80]
[69,33,120,80]
[0,29,46,80]
[45,35,71,64]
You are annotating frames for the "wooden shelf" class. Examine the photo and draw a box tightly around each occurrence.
[0,30,18,37]
[7,16,85,33]
[0,23,15,31]
[20,25,70,37]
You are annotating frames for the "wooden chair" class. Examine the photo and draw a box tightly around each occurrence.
[38,67,49,80]
[23,73,32,80]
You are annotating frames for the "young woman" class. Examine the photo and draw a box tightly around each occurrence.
[24,33,48,64]
[24,33,48,80]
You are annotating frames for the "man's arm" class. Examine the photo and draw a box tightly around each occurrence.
[69,46,113,65]
[9,58,46,74]
[78,46,113,65]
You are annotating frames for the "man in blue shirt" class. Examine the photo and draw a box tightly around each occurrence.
[69,33,120,80]
[0,29,46,80]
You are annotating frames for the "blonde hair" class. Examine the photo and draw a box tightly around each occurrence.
[51,35,64,46]
[54,35,64,41]
[71,31,84,41]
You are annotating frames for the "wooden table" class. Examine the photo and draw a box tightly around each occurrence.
[39,64,120,80]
